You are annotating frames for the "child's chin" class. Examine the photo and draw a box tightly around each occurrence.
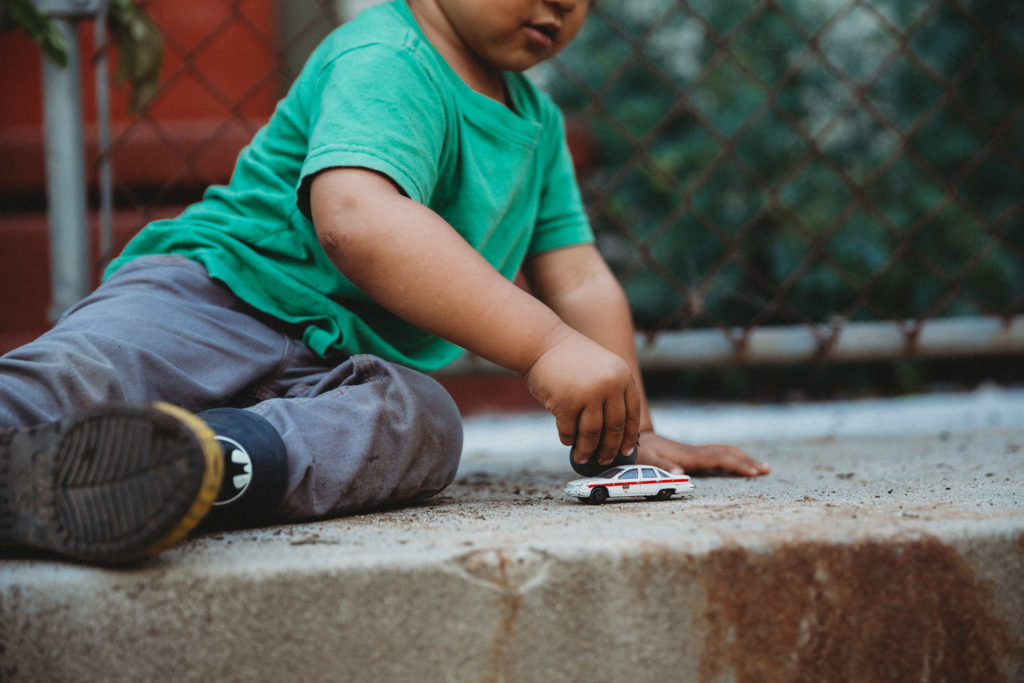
[492,49,554,73]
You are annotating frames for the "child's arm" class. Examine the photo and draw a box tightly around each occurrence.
[523,244,770,477]
[310,167,642,462]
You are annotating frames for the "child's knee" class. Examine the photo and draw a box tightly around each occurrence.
[390,361,464,479]
[350,354,463,475]
[428,382,463,485]
[272,355,465,519]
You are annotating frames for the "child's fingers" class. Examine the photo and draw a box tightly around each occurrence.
[587,380,642,466]
[686,443,767,476]
[594,397,627,465]
[622,380,642,455]
[573,404,605,463]
[643,450,685,475]
[641,436,771,477]
[556,410,578,448]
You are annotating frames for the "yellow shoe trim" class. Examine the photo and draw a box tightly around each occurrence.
[142,402,224,557]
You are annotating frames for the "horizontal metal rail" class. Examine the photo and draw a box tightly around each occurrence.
[437,315,1024,376]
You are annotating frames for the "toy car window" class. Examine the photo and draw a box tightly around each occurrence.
[654,467,671,478]
[642,468,657,479]
[619,469,638,479]
[598,467,626,479]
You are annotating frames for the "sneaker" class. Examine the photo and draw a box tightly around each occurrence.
[0,402,223,563]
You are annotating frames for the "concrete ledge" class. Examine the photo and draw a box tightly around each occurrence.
[3,390,1023,681]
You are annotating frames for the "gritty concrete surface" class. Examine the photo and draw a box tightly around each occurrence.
[2,387,1024,682]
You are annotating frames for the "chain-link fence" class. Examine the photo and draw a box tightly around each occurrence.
[47,0,1024,368]
[540,0,1024,367]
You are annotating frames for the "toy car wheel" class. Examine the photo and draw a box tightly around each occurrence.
[589,487,609,505]
[655,489,674,501]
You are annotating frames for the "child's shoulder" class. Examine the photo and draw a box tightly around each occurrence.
[299,2,443,84]
[312,2,430,61]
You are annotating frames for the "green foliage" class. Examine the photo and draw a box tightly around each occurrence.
[0,0,162,111]
[0,0,69,65]
[107,0,162,111]
[541,0,1024,331]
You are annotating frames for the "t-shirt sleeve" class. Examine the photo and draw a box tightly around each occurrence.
[296,43,448,220]
[527,108,595,255]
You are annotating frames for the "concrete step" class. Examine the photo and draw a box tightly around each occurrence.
[2,388,1023,682]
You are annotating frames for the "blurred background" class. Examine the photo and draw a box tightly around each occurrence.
[1,0,1021,410]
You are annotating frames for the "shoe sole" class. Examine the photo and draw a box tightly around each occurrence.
[1,402,223,563]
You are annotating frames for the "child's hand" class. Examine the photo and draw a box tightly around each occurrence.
[637,431,770,477]
[524,330,642,468]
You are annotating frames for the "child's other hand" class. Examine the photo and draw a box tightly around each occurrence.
[524,330,642,468]
[637,431,770,477]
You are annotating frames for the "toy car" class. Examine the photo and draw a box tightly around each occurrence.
[565,465,694,505]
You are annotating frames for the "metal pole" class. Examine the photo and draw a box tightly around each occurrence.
[40,15,91,321]
[94,3,113,268]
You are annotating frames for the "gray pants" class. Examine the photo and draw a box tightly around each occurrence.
[0,255,463,521]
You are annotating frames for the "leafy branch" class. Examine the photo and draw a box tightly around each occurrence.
[0,0,163,111]
[0,0,68,65]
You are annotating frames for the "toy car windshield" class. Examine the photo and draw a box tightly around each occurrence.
[598,467,629,478]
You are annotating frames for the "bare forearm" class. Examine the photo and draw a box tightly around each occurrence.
[311,168,567,373]
[312,169,642,461]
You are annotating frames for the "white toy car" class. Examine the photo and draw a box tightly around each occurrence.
[565,464,694,505]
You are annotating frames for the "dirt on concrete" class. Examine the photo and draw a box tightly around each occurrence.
[2,403,1023,682]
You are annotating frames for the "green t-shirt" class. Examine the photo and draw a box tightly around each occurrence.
[106,0,593,372]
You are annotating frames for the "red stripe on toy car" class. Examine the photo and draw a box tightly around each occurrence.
[587,478,690,489]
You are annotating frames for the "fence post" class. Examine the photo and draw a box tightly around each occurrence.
[35,0,107,321]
